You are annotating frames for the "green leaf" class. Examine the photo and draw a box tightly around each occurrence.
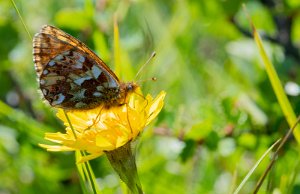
[55,9,92,30]
[185,120,212,140]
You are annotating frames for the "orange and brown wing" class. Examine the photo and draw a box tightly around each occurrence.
[33,25,121,110]
[33,25,119,81]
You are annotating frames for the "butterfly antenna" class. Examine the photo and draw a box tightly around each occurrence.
[136,77,157,85]
[135,51,156,80]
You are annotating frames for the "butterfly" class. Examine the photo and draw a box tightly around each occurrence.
[33,25,137,110]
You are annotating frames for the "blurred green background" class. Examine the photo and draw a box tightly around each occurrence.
[1,0,300,193]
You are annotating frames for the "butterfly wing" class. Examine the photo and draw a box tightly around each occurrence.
[33,25,120,109]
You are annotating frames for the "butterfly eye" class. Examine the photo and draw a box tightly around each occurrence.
[127,84,133,91]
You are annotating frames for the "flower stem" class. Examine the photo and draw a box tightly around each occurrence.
[64,110,100,194]
[106,142,143,194]
[81,151,99,194]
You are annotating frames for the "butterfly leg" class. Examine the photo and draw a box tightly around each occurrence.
[133,91,149,113]
[125,103,134,135]
[83,105,105,132]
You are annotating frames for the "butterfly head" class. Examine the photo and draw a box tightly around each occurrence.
[121,82,139,95]
[126,82,138,92]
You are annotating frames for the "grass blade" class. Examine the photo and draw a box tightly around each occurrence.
[113,14,121,77]
[232,139,281,194]
[10,0,32,40]
[251,19,300,142]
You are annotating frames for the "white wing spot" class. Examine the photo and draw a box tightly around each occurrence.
[97,86,104,92]
[42,89,48,95]
[63,51,70,56]
[48,61,55,66]
[52,93,65,106]
[78,55,85,63]
[47,72,58,76]
[74,76,92,86]
[93,92,102,97]
[43,76,64,86]
[69,73,80,80]
[43,69,49,75]
[54,54,64,61]
[40,79,46,85]
[108,76,118,88]
[92,65,102,78]
[73,51,85,61]
[74,61,83,69]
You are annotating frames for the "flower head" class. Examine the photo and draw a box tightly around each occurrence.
[39,88,166,162]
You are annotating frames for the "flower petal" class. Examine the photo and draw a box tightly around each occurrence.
[146,91,166,125]
[40,89,166,162]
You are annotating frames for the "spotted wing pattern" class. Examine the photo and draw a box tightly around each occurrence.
[33,25,121,109]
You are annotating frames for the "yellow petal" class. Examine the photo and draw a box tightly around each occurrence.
[40,90,166,162]
[146,91,166,125]
[39,144,75,151]
[77,152,103,163]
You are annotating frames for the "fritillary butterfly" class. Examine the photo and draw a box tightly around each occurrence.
[33,25,137,110]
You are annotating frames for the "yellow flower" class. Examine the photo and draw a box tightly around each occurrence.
[39,89,166,162]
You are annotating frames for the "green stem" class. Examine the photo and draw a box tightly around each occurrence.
[63,110,77,139]
[106,142,143,194]
[81,151,98,194]
[10,0,32,41]
[64,110,99,194]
